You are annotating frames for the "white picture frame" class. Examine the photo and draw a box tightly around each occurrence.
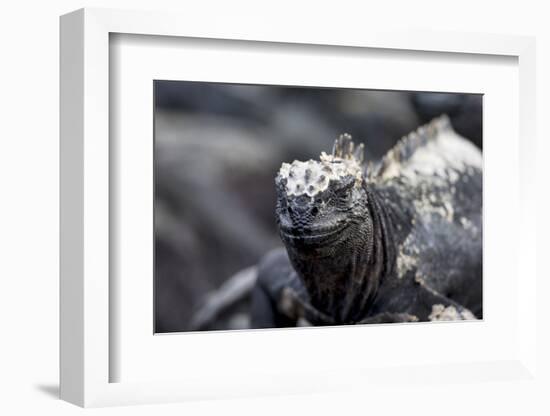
[60,7,538,408]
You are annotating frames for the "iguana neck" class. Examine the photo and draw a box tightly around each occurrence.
[288,184,396,324]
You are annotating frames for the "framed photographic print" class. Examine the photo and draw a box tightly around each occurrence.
[60,7,538,408]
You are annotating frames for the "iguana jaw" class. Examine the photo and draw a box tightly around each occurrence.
[279,221,350,250]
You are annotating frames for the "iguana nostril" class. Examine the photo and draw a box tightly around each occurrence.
[311,207,319,216]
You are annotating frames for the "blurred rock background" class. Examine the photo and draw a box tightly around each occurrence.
[154,81,482,332]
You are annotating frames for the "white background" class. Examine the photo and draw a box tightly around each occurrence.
[1,0,548,415]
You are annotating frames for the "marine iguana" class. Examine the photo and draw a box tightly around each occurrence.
[250,115,482,328]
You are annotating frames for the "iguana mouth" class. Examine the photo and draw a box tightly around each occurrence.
[279,223,348,247]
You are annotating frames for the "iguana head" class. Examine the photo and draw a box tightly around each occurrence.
[275,134,368,256]
[275,134,393,322]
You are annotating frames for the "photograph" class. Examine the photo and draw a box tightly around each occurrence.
[153,81,483,333]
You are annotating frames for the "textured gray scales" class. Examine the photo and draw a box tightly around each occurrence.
[251,115,482,327]
[190,115,482,330]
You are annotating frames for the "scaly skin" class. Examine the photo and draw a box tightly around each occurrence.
[251,115,482,327]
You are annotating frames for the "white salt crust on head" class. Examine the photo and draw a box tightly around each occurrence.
[278,152,363,197]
